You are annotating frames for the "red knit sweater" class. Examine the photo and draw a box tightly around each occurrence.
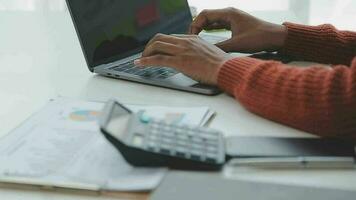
[218,23,356,138]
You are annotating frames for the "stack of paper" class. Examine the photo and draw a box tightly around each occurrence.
[0,98,214,192]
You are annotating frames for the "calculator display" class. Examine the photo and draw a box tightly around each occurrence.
[105,103,131,139]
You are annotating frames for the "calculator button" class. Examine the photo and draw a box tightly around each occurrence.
[191,151,204,158]
[161,137,173,144]
[176,152,186,158]
[150,129,159,134]
[148,135,159,142]
[162,131,174,137]
[191,143,204,150]
[190,149,203,157]
[132,135,144,147]
[146,142,156,149]
[159,148,171,155]
[162,127,171,132]
[175,146,187,153]
[177,140,188,147]
[146,146,155,152]
[146,146,160,153]
[191,155,202,161]
[206,146,218,153]
[150,123,160,129]
[159,142,170,147]
[205,158,217,164]
[175,129,185,135]
[201,134,219,140]
[177,134,189,140]
[204,138,219,145]
[139,114,151,124]
[160,142,171,148]
[206,152,218,159]
[192,137,203,143]
[187,131,195,137]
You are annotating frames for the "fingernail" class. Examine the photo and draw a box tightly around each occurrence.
[134,59,141,66]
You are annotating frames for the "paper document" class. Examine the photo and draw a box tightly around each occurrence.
[0,98,214,191]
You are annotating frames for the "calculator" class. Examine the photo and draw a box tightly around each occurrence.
[99,100,226,171]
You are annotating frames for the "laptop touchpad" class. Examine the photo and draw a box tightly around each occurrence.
[164,73,197,87]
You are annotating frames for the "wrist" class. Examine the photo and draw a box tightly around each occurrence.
[212,54,235,85]
[270,24,288,50]
[262,23,288,52]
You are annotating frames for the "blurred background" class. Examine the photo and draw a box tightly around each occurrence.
[0,0,355,29]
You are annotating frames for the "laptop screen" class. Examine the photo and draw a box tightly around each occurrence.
[66,0,192,69]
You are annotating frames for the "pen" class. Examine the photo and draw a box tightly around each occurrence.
[228,157,355,169]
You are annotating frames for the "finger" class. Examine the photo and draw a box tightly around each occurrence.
[142,41,181,57]
[204,22,228,30]
[146,33,183,48]
[189,9,230,34]
[171,34,201,40]
[134,55,177,68]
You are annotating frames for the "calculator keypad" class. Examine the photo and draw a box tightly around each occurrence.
[137,120,224,164]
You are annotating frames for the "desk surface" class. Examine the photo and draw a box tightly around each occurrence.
[1,3,356,200]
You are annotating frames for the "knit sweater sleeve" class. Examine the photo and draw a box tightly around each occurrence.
[281,23,356,65]
[217,23,356,138]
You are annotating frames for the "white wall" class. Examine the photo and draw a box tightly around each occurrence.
[0,0,293,12]
[0,0,65,11]
[188,0,290,11]
[309,0,356,29]
[0,0,355,29]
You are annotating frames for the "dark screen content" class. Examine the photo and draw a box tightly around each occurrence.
[69,0,192,67]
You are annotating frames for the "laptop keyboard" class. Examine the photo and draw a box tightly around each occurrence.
[110,60,178,79]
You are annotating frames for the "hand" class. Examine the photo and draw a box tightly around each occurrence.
[189,7,288,53]
[135,34,234,85]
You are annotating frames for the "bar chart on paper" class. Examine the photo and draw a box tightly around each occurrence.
[51,98,213,130]
[66,108,193,125]
[69,110,101,122]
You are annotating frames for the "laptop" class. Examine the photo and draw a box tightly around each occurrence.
[66,0,227,95]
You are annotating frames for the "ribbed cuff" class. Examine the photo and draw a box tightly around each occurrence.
[280,22,332,60]
[217,57,263,95]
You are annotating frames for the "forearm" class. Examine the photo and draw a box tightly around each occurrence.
[218,57,356,138]
[279,23,356,65]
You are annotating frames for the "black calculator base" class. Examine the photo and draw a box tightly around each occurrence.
[103,129,224,171]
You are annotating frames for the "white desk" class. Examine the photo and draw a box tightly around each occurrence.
[0,7,356,200]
